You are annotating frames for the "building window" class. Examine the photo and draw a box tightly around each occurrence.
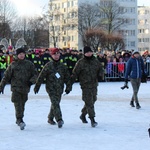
[62,37,65,41]
[68,1,70,7]
[68,36,71,41]
[62,3,64,8]
[71,1,74,7]
[72,36,74,41]
[131,41,135,46]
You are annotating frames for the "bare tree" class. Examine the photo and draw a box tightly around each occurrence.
[78,3,100,46]
[102,34,125,51]
[49,1,64,47]
[0,0,17,38]
[11,12,49,48]
[84,29,106,52]
[99,1,125,34]
[27,15,49,48]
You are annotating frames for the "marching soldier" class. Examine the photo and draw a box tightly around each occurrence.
[34,48,72,128]
[0,48,37,130]
[71,46,103,127]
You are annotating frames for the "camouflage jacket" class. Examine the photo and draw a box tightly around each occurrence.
[0,59,37,93]
[34,60,71,95]
[72,56,103,89]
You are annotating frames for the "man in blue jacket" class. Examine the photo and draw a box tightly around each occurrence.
[124,50,145,109]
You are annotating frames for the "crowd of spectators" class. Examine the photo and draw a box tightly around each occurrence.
[0,47,150,82]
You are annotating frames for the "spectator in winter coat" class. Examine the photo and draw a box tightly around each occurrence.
[97,53,107,81]
[34,48,72,128]
[0,48,37,130]
[118,57,125,77]
[124,50,145,109]
[71,46,104,127]
[123,52,131,62]
[106,57,112,77]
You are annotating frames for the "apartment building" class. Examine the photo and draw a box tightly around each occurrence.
[138,6,150,52]
[100,0,138,51]
[49,0,138,51]
[49,0,100,49]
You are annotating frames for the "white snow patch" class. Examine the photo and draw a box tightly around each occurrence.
[0,82,150,150]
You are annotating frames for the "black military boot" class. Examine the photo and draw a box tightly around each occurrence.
[16,118,23,126]
[80,114,88,123]
[130,101,135,107]
[136,103,141,109]
[48,118,56,125]
[90,117,98,127]
[57,119,64,128]
[16,118,26,130]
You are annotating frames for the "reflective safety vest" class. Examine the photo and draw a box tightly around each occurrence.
[43,57,51,61]
[0,62,6,70]
[6,55,14,66]
[60,59,67,66]
[0,56,7,70]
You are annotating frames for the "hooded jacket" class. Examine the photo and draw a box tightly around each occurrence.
[125,56,144,79]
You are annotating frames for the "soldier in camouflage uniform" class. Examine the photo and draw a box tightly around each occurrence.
[71,46,103,127]
[0,48,37,130]
[34,48,72,128]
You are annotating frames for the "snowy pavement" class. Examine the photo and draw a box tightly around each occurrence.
[0,82,150,150]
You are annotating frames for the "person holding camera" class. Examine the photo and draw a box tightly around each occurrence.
[123,50,145,109]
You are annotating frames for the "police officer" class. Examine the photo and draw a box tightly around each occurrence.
[0,48,37,130]
[26,49,35,62]
[0,50,6,81]
[32,52,43,74]
[41,49,52,66]
[34,48,72,128]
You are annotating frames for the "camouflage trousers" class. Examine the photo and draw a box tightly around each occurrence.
[48,93,62,122]
[81,88,97,118]
[11,92,28,120]
[130,78,141,104]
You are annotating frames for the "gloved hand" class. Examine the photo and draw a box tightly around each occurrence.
[28,81,33,87]
[65,85,72,94]
[65,89,70,94]
[121,79,129,90]
[34,87,39,94]
[148,128,150,138]
[0,88,4,94]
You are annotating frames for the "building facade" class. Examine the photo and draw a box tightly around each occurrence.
[49,0,99,50]
[100,0,138,51]
[49,0,138,51]
[138,6,150,52]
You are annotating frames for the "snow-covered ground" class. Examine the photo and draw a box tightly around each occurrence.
[0,82,150,150]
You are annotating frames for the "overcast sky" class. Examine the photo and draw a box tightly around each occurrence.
[138,0,150,6]
[10,0,150,17]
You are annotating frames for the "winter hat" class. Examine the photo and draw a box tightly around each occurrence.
[83,46,93,54]
[132,50,140,55]
[51,48,60,55]
[16,48,25,55]
[0,49,3,53]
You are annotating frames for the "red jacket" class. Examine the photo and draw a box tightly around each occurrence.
[118,63,124,72]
